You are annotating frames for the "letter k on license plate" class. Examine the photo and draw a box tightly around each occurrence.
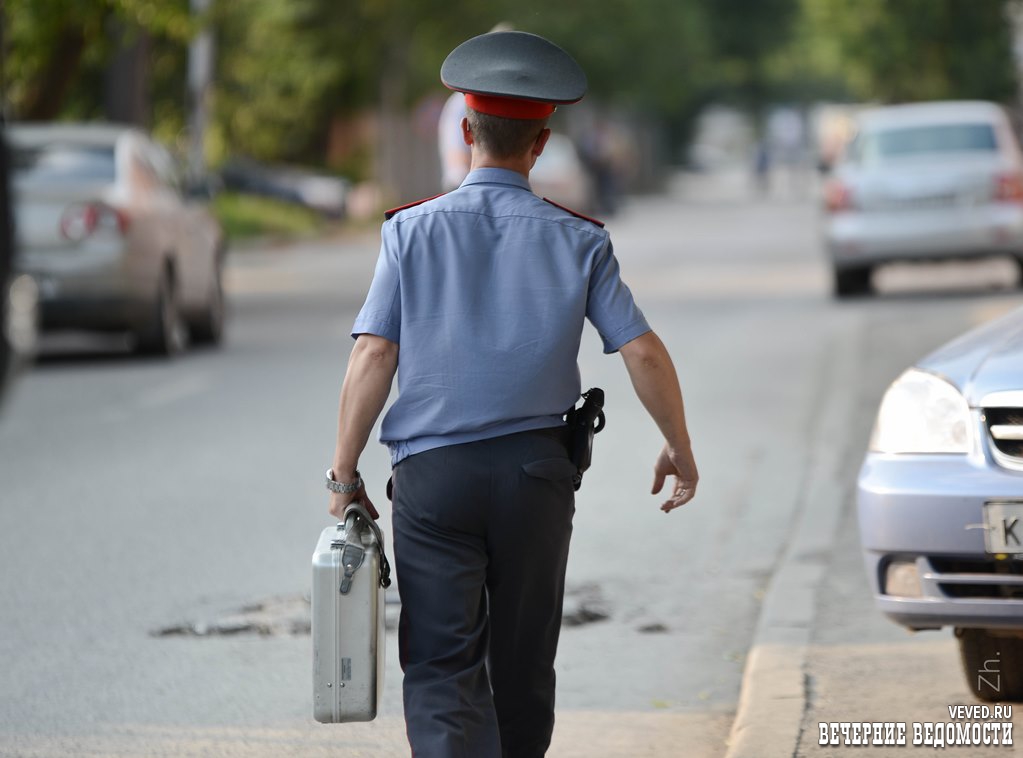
[983,502,1023,553]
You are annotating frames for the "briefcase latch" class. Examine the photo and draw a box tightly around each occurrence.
[337,542,366,594]
[330,503,393,592]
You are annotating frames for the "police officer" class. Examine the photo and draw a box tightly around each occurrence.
[327,31,698,758]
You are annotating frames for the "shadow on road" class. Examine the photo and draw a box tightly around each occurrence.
[31,334,220,368]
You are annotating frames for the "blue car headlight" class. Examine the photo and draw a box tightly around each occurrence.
[869,369,972,454]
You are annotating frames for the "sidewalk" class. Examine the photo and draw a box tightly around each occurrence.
[724,313,862,758]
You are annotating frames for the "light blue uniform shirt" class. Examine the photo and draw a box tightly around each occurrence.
[352,167,650,465]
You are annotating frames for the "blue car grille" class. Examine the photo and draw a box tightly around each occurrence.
[928,556,1023,599]
[985,408,1023,459]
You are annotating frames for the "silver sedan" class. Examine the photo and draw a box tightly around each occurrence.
[823,101,1023,297]
[9,123,226,355]
[858,306,1023,701]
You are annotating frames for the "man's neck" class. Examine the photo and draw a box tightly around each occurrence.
[469,152,533,179]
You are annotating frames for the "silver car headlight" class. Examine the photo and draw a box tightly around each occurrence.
[869,369,972,454]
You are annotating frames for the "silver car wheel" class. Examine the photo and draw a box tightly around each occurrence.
[833,265,872,298]
[137,270,187,357]
[190,263,224,345]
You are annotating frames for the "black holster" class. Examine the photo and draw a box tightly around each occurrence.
[564,387,606,491]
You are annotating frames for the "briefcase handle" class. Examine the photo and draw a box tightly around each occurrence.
[341,502,392,589]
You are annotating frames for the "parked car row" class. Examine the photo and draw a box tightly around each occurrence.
[220,157,350,218]
[7,123,227,356]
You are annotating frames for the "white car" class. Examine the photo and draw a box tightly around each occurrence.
[823,101,1023,297]
[9,123,226,355]
[858,306,1023,701]
[530,133,594,213]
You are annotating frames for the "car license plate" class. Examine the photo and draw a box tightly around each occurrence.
[983,502,1023,553]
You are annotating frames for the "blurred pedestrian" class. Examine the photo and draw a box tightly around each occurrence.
[767,106,808,197]
[327,30,698,758]
[437,23,513,192]
[752,137,770,196]
[437,91,471,191]
[579,122,619,215]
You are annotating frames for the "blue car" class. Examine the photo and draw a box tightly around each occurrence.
[858,306,1023,701]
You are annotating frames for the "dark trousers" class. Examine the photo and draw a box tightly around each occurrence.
[391,427,577,758]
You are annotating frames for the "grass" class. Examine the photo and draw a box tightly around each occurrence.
[212,192,324,241]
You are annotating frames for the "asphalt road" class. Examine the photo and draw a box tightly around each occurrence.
[1,170,1022,757]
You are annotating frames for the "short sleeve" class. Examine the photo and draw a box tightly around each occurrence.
[351,223,402,343]
[585,236,650,353]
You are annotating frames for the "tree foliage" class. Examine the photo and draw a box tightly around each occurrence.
[4,0,191,121]
[803,0,1019,104]
[2,0,1020,165]
[210,0,345,162]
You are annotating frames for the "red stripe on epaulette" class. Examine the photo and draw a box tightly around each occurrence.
[384,193,446,220]
[542,197,604,228]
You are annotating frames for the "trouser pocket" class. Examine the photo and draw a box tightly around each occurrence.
[521,457,578,481]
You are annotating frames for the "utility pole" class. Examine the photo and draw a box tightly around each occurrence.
[188,0,214,181]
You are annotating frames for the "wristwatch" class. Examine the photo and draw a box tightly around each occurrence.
[325,468,362,494]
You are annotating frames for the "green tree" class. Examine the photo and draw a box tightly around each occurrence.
[209,0,345,162]
[701,0,801,112]
[208,0,496,164]
[3,0,191,122]
[805,0,1019,104]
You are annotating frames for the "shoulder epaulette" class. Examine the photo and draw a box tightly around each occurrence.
[542,197,605,228]
[384,193,446,220]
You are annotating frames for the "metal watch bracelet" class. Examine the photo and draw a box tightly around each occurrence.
[325,468,362,494]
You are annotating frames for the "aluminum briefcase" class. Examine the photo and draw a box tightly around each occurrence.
[312,502,391,723]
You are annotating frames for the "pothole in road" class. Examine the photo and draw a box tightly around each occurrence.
[561,583,610,627]
[637,622,669,634]
[154,583,612,638]
[152,595,314,638]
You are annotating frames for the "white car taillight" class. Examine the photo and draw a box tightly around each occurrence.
[994,172,1023,204]
[59,203,130,242]
[823,179,855,213]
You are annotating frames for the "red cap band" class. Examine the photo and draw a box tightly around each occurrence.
[465,93,556,119]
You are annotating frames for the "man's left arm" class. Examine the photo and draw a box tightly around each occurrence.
[328,334,399,519]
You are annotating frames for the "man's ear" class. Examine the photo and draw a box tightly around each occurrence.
[461,117,473,146]
[532,127,552,157]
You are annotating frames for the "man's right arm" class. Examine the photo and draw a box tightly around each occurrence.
[618,330,698,512]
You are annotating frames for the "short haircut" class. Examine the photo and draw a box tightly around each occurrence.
[466,107,549,159]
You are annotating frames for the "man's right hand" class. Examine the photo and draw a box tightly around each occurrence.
[651,443,698,513]
[618,331,699,513]
[328,480,380,521]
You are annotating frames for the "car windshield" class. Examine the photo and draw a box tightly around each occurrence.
[11,144,116,183]
[852,123,997,165]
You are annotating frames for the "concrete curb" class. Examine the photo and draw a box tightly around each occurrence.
[724,559,829,757]
[724,323,862,758]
